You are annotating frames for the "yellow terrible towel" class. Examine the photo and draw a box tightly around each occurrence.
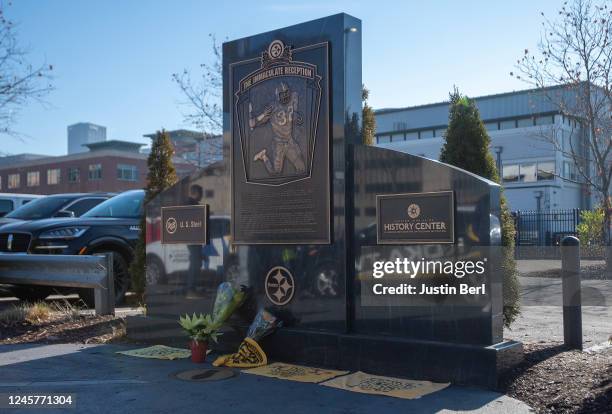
[321,371,450,399]
[212,337,267,368]
[116,345,191,360]
[243,362,349,383]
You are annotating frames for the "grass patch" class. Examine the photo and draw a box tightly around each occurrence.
[0,300,83,326]
[0,304,28,326]
[25,302,52,324]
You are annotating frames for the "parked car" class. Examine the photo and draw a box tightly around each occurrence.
[0,193,44,217]
[0,193,114,227]
[0,190,144,304]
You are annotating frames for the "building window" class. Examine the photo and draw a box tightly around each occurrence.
[117,164,138,181]
[68,167,80,183]
[47,168,61,185]
[537,161,555,180]
[27,171,40,187]
[535,115,554,126]
[517,117,534,128]
[88,164,102,180]
[502,165,520,182]
[393,122,407,131]
[500,119,516,130]
[377,136,391,144]
[484,122,498,131]
[434,128,447,137]
[8,174,20,189]
[420,129,434,139]
[405,131,419,141]
[520,163,537,182]
[563,161,577,181]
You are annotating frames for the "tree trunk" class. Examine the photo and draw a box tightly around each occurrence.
[604,197,612,280]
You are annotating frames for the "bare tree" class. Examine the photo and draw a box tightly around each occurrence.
[512,0,612,263]
[172,35,222,165]
[0,4,53,138]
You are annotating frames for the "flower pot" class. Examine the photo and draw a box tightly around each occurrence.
[189,340,208,363]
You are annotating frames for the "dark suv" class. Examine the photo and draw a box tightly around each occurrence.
[0,190,144,304]
[0,193,114,227]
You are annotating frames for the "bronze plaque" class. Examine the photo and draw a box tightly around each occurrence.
[231,40,330,244]
[161,205,208,245]
[377,191,454,244]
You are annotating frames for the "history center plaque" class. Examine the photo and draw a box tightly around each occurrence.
[231,40,330,244]
[377,191,455,244]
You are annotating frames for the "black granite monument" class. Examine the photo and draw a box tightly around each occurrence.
[128,13,522,388]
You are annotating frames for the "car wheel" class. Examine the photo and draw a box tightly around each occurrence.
[11,286,54,303]
[79,251,131,307]
[146,256,166,285]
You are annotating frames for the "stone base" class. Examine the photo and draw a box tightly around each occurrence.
[127,315,522,389]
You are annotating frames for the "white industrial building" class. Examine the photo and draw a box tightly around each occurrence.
[374,87,591,212]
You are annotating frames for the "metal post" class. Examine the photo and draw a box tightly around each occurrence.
[561,236,582,350]
[94,253,115,316]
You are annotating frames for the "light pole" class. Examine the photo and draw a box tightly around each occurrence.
[493,146,503,175]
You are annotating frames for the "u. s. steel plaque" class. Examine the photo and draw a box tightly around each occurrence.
[377,191,455,244]
[161,205,208,245]
[230,40,330,244]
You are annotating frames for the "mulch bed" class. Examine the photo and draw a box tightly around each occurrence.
[499,342,612,414]
[0,314,129,345]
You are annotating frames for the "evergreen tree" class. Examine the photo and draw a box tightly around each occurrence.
[129,130,179,299]
[440,88,520,327]
[362,85,376,145]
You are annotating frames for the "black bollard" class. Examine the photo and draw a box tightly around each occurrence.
[561,236,582,350]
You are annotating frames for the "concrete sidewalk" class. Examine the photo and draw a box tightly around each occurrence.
[0,343,532,414]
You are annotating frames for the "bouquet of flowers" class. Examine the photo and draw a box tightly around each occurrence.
[210,282,247,330]
[246,309,283,342]
[212,309,282,368]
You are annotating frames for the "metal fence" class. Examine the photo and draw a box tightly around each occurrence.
[0,253,115,315]
[512,209,581,259]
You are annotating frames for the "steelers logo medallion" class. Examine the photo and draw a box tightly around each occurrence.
[265,266,295,306]
[165,217,178,234]
[407,203,421,219]
[268,40,285,59]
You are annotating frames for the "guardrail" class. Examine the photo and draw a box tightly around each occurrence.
[0,253,114,316]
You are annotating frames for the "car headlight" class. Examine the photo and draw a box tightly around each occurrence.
[39,227,89,240]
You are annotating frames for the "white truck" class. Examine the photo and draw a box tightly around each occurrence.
[0,193,44,217]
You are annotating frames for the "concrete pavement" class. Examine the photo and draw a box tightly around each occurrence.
[0,343,533,414]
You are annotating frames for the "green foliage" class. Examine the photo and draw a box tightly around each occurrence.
[577,208,604,246]
[129,130,179,299]
[440,89,498,179]
[179,313,222,343]
[577,208,605,257]
[362,85,376,146]
[440,88,520,327]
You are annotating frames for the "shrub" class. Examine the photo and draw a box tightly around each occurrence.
[440,88,520,327]
[577,208,605,257]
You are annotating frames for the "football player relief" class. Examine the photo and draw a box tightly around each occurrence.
[234,40,323,185]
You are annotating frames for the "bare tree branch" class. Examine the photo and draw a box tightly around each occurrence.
[0,4,53,139]
[172,34,222,164]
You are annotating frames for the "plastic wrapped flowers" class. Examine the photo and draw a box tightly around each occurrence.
[213,309,282,368]
[210,282,247,330]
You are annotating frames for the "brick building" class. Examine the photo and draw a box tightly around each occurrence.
[0,140,194,195]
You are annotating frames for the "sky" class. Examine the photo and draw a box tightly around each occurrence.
[5,0,564,156]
